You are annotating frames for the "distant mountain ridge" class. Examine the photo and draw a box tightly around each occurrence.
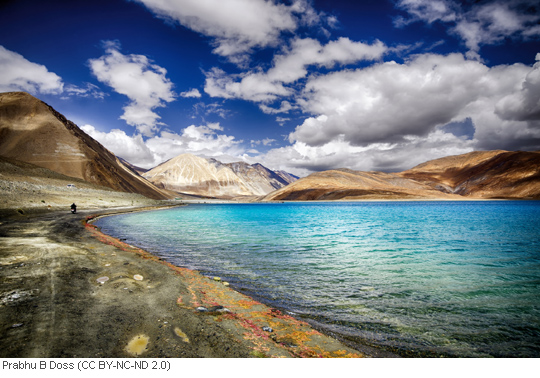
[1,92,538,202]
[118,157,149,176]
[143,153,298,198]
[263,150,540,201]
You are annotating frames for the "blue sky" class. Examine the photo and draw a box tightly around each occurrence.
[1,0,539,176]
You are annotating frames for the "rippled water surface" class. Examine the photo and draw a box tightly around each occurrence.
[96,201,540,357]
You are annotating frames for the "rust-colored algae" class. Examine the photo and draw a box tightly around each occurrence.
[84,213,364,358]
[170,268,363,357]
[237,299,258,309]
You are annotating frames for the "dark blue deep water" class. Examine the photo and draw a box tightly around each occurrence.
[95,201,540,357]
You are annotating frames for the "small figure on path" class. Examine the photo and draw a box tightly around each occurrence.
[71,203,77,214]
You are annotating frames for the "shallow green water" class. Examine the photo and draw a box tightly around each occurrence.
[96,201,540,357]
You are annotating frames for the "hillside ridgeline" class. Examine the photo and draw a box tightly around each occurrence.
[143,153,298,199]
[262,150,540,201]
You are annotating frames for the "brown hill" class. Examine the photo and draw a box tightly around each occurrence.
[399,150,540,199]
[263,150,540,201]
[0,92,172,200]
[262,169,463,201]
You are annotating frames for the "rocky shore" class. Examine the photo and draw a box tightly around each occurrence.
[0,205,365,358]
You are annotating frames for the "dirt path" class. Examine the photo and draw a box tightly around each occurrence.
[0,207,365,358]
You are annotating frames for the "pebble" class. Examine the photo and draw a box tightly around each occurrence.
[133,274,143,281]
[11,323,23,328]
[223,282,230,286]
[96,276,109,284]
[262,326,273,333]
[213,277,221,281]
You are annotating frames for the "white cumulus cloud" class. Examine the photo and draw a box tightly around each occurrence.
[133,0,306,64]
[88,41,176,137]
[290,52,538,152]
[204,37,387,104]
[148,124,243,162]
[291,53,492,146]
[82,122,245,169]
[180,88,202,98]
[495,53,540,122]
[81,125,158,167]
[0,45,64,94]
[222,51,540,176]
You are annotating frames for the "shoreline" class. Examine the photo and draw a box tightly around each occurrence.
[90,205,404,358]
[91,200,540,359]
[3,199,534,358]
[0,204,366,358]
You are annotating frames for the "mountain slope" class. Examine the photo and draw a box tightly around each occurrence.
[118,157,149,176]
[263,150,540,201]
[224,161,298,193]
[143,153,297,198]
[0,91,171,200]
[399,150,540,199]
[262,168,462,201]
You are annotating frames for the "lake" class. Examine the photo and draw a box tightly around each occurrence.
[95,201,540,357]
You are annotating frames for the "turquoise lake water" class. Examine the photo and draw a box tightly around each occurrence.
[95,201,540,357]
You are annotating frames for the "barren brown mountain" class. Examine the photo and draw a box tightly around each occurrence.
[2,92,538,203]
[263,151,540,201]
[399,150,540,199]
[0,92,172,200]
[262,169,464,201]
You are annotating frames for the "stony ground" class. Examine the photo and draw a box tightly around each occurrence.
[0,206,366,358]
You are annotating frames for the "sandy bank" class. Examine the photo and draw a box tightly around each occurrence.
[0,205,365,358]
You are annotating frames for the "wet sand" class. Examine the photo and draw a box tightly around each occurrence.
[0,205,365,358]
